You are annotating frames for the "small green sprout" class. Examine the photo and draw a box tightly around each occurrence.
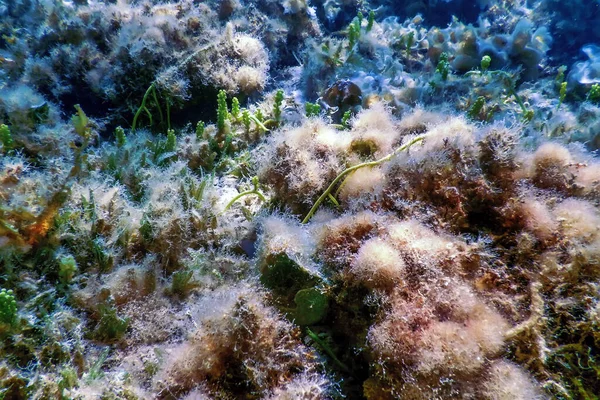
[0,288,17,326]
[196,121,205,140]
[144,359,160,377]
[348,22,360,50]
[217,89,228,134]
[305,102,321,117]
[91,239,114,273]
[59,367,78,391]
[149,130,178,166]
[255,108,265,122]
[273,89,284,123]
[166,129,176,153]
[139,214,153,242]
[353,15,361,31]
[231,97,240,119]
[71,104,90,138]
[93,303,129,342]
[481,55,491,72]
[58,255,78,285]
[341,110,352,128]
[366,10,375,32]
[180,176,209,211]
[242,109,251,134]
[557,81,567,110]
[357,11,363,27]
[588,84,600,103]
[467,96,486,120]
[0,123,13,151]
[555,65,567,86]
[322,41,345,67]
[85,348,109,382]
[405,31,415,60]
[169,269,200,299]
[115,126,126,148]
[436,52,450,81]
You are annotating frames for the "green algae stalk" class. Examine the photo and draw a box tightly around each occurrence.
[273,89,284,123]
[115,126,126,148]
[367,10,375,32]
[217,89,228,134]
[0,289,17,326]
[302,134,427,224]
[0,124,13,151]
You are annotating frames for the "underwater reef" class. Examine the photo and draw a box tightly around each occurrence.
[1,0,600,399]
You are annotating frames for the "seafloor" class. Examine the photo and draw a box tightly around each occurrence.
[1,0,600,399]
